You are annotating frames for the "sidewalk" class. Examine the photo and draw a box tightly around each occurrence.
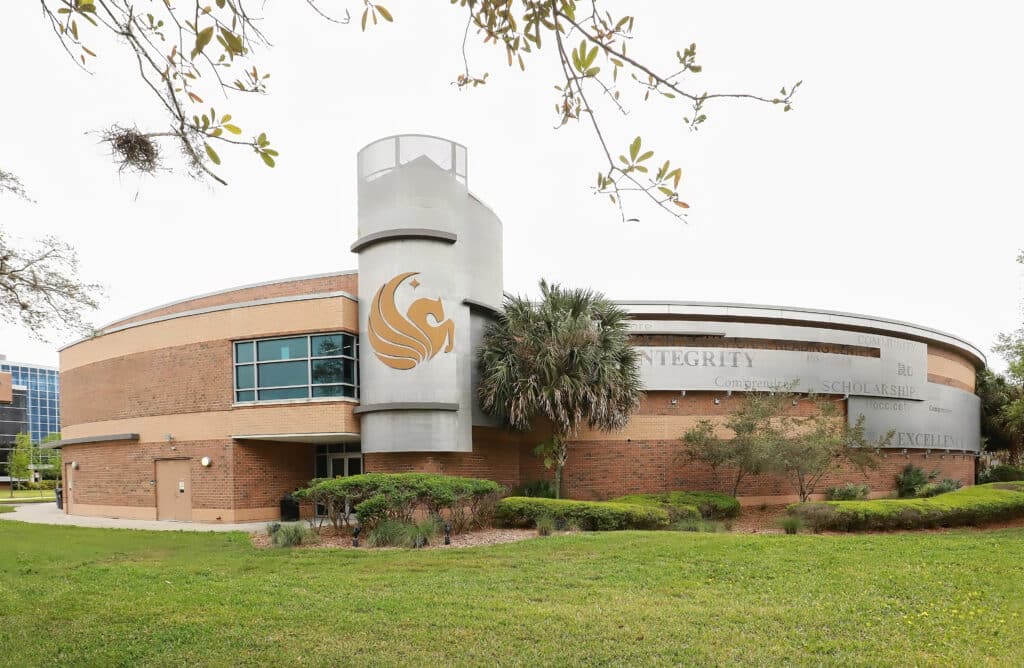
[0,501,268,533]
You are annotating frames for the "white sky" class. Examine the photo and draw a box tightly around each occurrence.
[1,1,1021,370]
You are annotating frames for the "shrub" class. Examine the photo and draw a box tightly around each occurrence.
[268,522,315,548]
[367,518,441,548]
[609,491,740,521]
[788,483,1024,532]
[496,497,670,531]
[895,464,937,498]
[916,479,962,498]
[294,473,504,532]
[825,483,870,501]
[513,479,557,499]
[781,516,803,534]
[979,464,1024,483]
[368,520,408,548]
[405,517,441,548]
[535,514,556,536]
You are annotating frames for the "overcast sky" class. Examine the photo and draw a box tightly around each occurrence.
[1,1,1021,370]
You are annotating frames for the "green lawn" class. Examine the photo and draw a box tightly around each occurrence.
[1,523,1022,666]
[0,505,13,513]
[1,489,56,500]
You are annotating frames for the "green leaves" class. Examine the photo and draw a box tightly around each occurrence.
[571,39,599,77]
[191,26,214,60]
[204,143,220,165]
[255,132,278,168]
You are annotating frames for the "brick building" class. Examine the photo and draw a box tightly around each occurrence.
[53,135,985,521]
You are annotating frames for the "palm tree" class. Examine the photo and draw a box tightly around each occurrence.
[476,280,642,498]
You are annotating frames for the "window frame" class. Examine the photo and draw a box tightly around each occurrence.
[233,332,359,404]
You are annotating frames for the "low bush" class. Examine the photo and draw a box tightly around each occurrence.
[535,514,556,537]
[895,464,937,498]
[916,479,962,498]
[979,464,1024,483]
[788,483,1024,532]
[512,479,557,499]
[609,491,740,521]
[781,516,803,534]
[367,520,408,548]
[268,522,315,548]
[825,483,870,501]
[294,473,504,532]
[367,518,441,548]
[496,497,670,531]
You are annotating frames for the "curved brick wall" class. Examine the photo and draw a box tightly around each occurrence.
[60,276,362,522]
[59,274,984,517]
[101,272,358,330]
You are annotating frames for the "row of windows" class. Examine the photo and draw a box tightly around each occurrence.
[234,333,359,403]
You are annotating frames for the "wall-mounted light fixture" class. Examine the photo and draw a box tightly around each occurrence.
[670,399,678,406]
[200,457,212,467]
[71,461,79,470]
[791,399,799,406]
[713,397,721,405]
[679,390,686,397]
[900,448,908,457]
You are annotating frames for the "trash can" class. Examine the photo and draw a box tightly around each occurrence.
[55,485,63,510]
[279,492,299,522]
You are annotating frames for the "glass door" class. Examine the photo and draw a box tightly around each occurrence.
[314,443,362,519]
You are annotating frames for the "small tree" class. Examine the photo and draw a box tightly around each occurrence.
[770,401,890,502]
[8,432,32,497]
[681,391,781,496]
[477,280,642,498]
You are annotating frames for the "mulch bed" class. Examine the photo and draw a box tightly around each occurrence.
[252,525,536,550]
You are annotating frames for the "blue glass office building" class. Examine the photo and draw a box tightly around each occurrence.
[0,356,60,443]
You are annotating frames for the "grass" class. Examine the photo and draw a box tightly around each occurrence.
[0,505,14,514]
[2,523,1024,665]
[0,489,56,501]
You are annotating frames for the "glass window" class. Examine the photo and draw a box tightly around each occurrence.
[234,332,358,403]
[311,359,342,385]
[236,341,254,363]
[235,366,255,390]
[257,361,308,388]
[312,385,343,398]
[258,387,309,401]
[311,334,343,357]
[257,337,308,361]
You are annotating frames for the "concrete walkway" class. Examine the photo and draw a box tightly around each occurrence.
[0,501,267,532]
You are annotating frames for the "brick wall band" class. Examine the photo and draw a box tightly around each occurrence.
[62,439,316,522]
[103,272,358,330]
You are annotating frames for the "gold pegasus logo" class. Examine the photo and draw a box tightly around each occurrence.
[368,272,455,370]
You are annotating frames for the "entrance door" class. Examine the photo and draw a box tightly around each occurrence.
[156,459,192,521]
[330,454,362,478]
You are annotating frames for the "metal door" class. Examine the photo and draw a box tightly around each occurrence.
[156,459,192,521]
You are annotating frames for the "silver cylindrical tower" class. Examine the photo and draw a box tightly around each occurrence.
[353,135,503,453]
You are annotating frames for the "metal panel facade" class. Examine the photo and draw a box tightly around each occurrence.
[849,384,982,452]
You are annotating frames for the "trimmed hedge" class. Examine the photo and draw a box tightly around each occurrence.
[979,464,1024,483]
[788,483,1024,532]
[496,497,670,531]
[609,491,740,521]
[294,473,504,532]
